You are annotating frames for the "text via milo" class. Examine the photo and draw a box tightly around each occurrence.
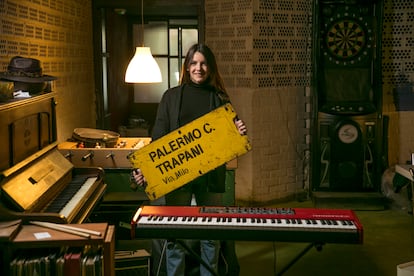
[128,103,251,200]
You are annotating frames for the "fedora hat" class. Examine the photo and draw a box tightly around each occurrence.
[0,56,57,83]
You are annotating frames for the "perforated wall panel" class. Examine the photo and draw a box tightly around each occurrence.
[205,0,312,89]
[382,0,414,87]
[382,0,414,164]
[0,0,96,142]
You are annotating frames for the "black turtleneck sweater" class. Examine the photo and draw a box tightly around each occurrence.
[179,82,213,126]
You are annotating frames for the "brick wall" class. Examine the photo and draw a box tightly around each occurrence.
[0,0,96,142]
[205,0,311,203]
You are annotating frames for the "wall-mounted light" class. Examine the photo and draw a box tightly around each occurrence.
[125,0,162,83]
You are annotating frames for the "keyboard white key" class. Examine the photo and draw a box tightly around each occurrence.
[138,216,357,232]
[60,177,98,218]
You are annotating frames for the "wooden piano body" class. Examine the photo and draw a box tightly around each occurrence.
[131,205,364,244]
[0,93,106,224]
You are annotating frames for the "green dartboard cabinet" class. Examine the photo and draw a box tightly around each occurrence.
[311,0,386,195]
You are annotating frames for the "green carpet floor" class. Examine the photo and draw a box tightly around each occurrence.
[236,200,414,276]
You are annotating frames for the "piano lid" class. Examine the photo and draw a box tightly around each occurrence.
[1,146,74,212]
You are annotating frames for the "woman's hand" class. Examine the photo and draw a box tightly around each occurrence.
[234,119,247,135]
[130,169,146,190]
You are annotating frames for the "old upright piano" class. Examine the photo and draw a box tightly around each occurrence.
[0,92,106,224]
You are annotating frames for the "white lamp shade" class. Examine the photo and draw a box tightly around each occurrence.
[125,47,162,83]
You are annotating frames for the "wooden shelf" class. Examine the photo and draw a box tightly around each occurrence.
[1,222,115,276]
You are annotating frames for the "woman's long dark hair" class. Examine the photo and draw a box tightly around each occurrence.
[179,43,229,101]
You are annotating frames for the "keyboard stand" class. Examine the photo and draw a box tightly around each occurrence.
[277,242,324,276]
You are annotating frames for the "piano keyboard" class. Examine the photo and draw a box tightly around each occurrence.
[45,175,98,221]
[138,215,358,231]
[60,176,98,219]
[0,97,107,225]
[132,206,363,244]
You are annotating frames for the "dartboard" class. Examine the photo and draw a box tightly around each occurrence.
[326,19,365,58]
[323,17,372,66]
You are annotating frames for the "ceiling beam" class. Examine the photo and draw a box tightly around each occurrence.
[93,0,203,16]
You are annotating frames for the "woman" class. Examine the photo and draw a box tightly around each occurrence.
[133,43,246,276]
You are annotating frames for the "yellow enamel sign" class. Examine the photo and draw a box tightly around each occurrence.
[128,103,251,200]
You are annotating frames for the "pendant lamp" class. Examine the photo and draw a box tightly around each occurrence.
[125,0,162,83]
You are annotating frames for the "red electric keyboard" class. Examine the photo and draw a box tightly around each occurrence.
[131,206,363,244]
